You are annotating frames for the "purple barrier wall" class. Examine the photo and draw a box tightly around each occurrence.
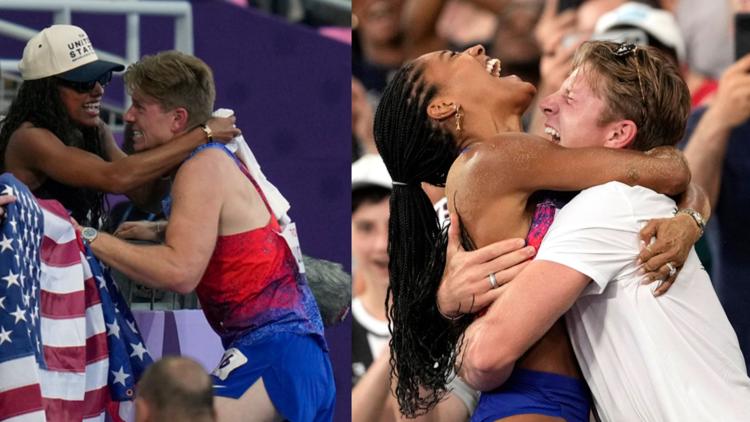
[1,3,351,420]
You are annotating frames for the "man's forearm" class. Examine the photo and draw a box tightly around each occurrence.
[683,108,733,209]
[456,261,589,391]
[89,233,198,294]
[458,319,516,391]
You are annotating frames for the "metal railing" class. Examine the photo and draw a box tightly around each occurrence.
[0,0,194,127]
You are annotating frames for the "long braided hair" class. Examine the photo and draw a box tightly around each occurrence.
[373,62,473,417]
[0,78,108,227]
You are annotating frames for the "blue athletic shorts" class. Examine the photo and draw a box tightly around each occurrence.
[211,332,336,421]
[470,368,590,422]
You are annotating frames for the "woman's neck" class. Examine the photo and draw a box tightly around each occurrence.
[491,113,524,134]
[463,106,524,141]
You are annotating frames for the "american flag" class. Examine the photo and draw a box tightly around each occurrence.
[0,174,45,420]
[0,173,152,421]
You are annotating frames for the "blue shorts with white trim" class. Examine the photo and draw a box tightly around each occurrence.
[211,331,335,422]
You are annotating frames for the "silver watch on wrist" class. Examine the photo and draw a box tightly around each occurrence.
[81,227,98,245]
[676,208,705,236]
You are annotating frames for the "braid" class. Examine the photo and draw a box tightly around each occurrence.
[0,78,109,227]
[374,62,472,417]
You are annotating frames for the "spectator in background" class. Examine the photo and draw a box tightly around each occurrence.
[671,0,733,105]
[353,78,378,159]
[405,0,544,89]
[490,0,545,87]
[681,2,750,372]
[353,0,408,97]
[0,24,238,228]
[136,356,216,422]
[351,154,478,422]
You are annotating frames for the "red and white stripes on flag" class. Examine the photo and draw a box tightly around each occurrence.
[37,199,110,422]
[1,173,150,422]
[0,184,110,422]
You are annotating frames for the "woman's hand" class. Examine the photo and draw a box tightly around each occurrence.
[114,220,164,242]
[205,115,242,143]
[436,213,536,319]
[638,213,702,296]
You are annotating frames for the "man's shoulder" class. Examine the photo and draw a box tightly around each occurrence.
[178,145,234,175]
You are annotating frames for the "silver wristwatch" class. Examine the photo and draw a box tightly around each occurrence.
[676,208,705,236]
[81,226,99,245]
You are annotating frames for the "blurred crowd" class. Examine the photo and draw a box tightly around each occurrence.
[352,0,750,420]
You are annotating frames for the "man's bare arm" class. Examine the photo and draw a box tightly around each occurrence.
[88,151,222,293]
[458,260,589,391]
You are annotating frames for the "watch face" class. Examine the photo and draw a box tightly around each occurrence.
[82,227,97,242]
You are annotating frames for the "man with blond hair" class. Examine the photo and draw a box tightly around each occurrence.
[83,51,335,421]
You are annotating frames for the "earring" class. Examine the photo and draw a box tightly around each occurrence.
[454,104,463,133]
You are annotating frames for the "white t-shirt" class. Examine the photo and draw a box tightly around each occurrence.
[536,182,750,421]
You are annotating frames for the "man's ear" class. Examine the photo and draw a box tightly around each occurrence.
[604,119,637,149]
[171,107,190,133]
[427,97,459,121]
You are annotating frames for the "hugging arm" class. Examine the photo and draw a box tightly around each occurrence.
[458,260,589,391]
[436,135,689,313]
[456,183,639,391]
[637,182,710,295]
[489,133,689,196]
[6,117,238,196]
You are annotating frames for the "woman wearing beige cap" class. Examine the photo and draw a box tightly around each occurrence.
[0,24,239,227]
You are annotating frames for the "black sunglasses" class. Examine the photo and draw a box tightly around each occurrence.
[57,71,113,93]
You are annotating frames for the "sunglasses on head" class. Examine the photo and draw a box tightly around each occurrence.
[610,42,646,103]
[57,71,113,93]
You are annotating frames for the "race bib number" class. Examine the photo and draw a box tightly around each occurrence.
[212,348,248,381]
[279,222,306,274]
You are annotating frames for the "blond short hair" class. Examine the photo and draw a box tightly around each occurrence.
[572,41,690,151]
[124,50,215,128]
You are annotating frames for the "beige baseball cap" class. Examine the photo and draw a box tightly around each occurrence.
[18,25,124,82]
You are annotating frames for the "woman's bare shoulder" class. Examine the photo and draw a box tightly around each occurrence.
[453,132,549,175]
[10,122,56,141]
[7,123,61,153]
